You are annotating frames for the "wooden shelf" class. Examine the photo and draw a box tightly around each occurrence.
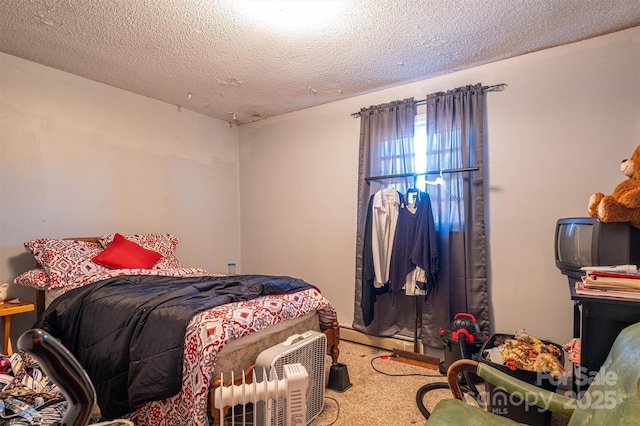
[0,300,35,355]
[0,300,35,316]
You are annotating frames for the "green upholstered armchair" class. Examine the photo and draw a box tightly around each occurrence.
[427,322,640,425]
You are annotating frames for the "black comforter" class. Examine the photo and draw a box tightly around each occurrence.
[35,274,311,419]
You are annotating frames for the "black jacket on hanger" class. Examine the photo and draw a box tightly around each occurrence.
[388,190,438,296]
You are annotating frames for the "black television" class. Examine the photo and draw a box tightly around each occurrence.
[554,217,640,278]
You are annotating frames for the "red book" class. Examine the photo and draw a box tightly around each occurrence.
[587,270,640,280]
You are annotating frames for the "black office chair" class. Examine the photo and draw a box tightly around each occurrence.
[17,328,133,426]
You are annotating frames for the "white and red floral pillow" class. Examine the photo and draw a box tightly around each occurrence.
[98,233,182,269]
[13,268,50,290]
[24,238,52,260]
[29,239,108,289]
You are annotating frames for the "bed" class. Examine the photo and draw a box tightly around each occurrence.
[13,233,340,426]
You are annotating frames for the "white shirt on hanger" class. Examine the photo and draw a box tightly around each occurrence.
[371,187,401,288]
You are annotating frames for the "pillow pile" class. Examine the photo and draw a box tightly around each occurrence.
[15,233,182,291]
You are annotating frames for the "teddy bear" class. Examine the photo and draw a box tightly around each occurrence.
[588,144,640,229]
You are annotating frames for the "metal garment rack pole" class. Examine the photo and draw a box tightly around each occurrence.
[365,166,479,182]
[365,165,479,352]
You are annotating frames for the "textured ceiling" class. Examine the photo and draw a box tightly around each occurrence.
[1,1,639,124]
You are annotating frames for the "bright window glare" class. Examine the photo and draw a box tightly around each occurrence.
[233,1,346,32]
[414,116,427,189]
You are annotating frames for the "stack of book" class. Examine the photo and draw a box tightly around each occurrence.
[575,265,640,300]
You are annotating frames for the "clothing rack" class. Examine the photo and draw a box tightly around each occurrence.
[351,83,506,118]
[365,166,478,352]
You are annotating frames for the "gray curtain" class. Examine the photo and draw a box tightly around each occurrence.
[421,83,489,347]
[351,85,490,350]
[352,98,419,338]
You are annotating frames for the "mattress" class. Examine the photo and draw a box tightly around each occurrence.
[212,312,320,377]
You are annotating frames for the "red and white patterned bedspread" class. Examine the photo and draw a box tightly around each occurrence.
[119,280,337,426]
[28,267,336,425]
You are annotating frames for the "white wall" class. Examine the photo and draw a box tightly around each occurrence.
[239,27,640,347]
[0,53,241,341]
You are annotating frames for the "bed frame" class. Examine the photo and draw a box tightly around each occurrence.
[32,237,341,424]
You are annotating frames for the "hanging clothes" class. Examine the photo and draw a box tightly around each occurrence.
[361,188,403,326]
[389,190,438,297]
[404,267,428,296]
[371,187,402,288]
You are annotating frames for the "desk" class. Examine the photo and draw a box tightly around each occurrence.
[0,301,35,355]
[571,289,640,383]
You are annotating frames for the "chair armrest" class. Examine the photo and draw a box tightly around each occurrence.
[447,359,576,417]
[447,359,481,400]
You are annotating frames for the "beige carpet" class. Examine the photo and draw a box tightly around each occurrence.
[310,340,571,426]
[310,340,450,426]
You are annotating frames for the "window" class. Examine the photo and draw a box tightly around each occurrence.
[413,106,464,227]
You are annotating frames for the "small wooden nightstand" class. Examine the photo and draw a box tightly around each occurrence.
[0,300,35,355]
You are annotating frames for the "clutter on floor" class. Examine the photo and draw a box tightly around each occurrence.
[0,350,73,425]
[417,321,568,424]
[478,329,566,425]
[482,329,565,379]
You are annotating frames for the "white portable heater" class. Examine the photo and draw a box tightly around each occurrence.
[255,330,326,426]
[214,363,308,426]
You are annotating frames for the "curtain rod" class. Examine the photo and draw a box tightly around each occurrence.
[351,83,507,118]
[365,166,479,182]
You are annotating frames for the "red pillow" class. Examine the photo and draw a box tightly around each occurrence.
[92,233,162,269]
